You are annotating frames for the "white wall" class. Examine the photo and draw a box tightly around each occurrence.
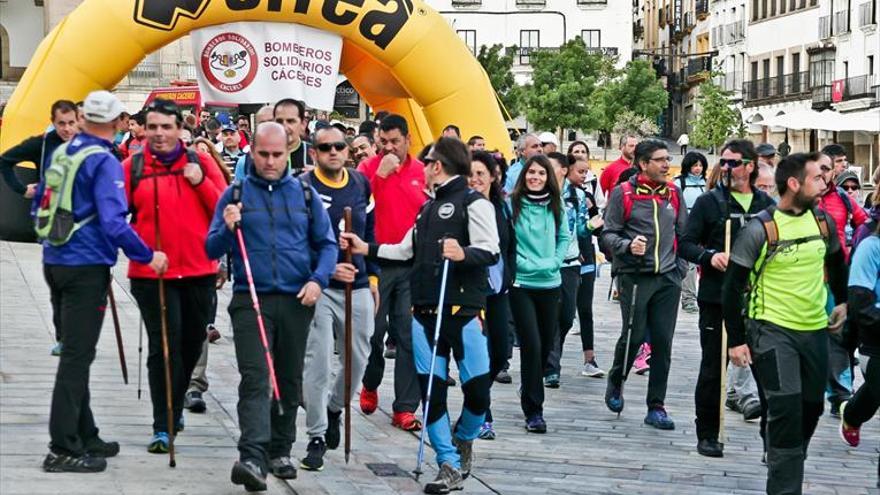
[0,1,45,67]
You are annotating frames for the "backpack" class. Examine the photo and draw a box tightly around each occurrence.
[676,175,705,197]
[129,149,202,222]
[34,142,108,246]
[620,180,682,222]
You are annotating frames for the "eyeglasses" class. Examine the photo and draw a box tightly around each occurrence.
[719,158,752,168]
[841,184,860,191]
[316,142,347,153]
[649,156,672,163]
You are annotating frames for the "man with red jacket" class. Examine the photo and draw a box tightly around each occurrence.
[599,134,639,199]
[122,99,227,453]
[356,114,427,431]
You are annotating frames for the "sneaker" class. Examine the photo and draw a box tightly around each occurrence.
[360,388,378,415]
[525,415,547,434]
[493,369,512,384]
[43,451,107,473]
[839,401,860,447]
[477,422,496,440]
[725,397,742,413]
[644,406,675,430]
[325,408,342,450]
[83,436,119,458]
[452,436,474,478]
[633,343,651,375]
[681,302,698,314]
[206,323,221,343]
[392,411,422,431]
[605,385,624,413]
[147,432,169,454]
[384,342,397,359]
[581,359,605,378]
[231,460,267,492]
[543,374,560,389]
[742,399,762,422]
[184,390,207,413]
[697,438,724,458]
[270,455,298,478]
[299,438,325,472]
[423,462,464,494]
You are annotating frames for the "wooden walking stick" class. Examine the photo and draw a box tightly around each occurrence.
[343,207,353,464]
[107,284,128,384]
[153,172,176,468]
[719,209,732,445]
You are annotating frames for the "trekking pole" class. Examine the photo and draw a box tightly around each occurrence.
[137,316,144,400]
[153,173,176,468]
[107,284,129,384]
[343,207,353,464]
[618,283,639,419]
[414,256,452,481]
[719,219,731,444]
[234,222,283,414]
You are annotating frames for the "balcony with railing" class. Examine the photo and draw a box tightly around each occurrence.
[743,71,812,106]
[696,0,709,19]
[839,75,878,101]
[819,15,832,39]
[684,56,712,85]
[124,62,197,86]
[634,19,644,40]
[585,46,619,57]
[860,1,878,27]
[451,0,482,7]
[833,10,851,35]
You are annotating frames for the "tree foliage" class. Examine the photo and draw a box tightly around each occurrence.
[590,59,668,137]
[612,109,660,138]
[691,74,739,150]
[519,38,616,132]
[476,44,523,119]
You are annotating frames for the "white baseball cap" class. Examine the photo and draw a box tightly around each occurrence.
[82,90,126,123]
[538,131,559,147]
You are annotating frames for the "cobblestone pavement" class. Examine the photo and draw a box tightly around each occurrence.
[1,241,876,494]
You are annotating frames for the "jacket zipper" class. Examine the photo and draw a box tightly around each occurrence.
[268,183,278,290]
[652,197,660,273]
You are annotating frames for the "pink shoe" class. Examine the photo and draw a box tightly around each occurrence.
[633,343,651,375]
[839,401,860,447]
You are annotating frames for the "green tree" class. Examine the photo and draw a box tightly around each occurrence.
[612,109,660,138]
[476,44,523,119]
[691,74,739,150]
[519,38,616,133]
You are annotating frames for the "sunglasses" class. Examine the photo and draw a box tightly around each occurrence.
[720,158,752,168]
[841,184,859,191]
[316,142,347,153]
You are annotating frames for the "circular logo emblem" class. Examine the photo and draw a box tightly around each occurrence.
[438,203,455,219]
[200,32,259,93]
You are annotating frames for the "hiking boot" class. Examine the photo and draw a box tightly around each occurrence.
[299,437,326,472]
[543,374,560,389]
[581,359,605,378]
[493,369,512,384]
[384,342,397,359]
[452,436,474,478]
[206,323,221,343]
[231,460,267,492]
[184,390,207,413]
[477,422,496,440]
[360,388,378,415]
[605,385,624,413]
[742,399,762,421]
[524,415,547,434]
[84,436,119,458]
[839,401,860,447]
[644,407,675,430]
[270,455,297,479]
[423,462,464,494]
[50,342,63,356]
[43,451,107,473]
[697,438,724,458]
[633,343,651,375]
[325,408,342,450]
[392,411,422,431]
[147,432,169,454]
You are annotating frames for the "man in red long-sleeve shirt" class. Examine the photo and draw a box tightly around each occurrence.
[356,114,427,431]
[817,146,868,419]
[599,134,639,198]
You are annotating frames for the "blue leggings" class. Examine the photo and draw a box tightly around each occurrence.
[412,313,491,469]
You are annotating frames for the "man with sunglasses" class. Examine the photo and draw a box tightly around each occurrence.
[206,122,337,490]
[298,126,379,471]
[122,99,228,454]
[680,140,773,458]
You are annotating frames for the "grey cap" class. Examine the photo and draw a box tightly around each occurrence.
[835,170,860,187]
[756,143,777,157]
[82,90,126,124]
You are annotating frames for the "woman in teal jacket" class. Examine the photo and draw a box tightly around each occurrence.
[508,155,570,433]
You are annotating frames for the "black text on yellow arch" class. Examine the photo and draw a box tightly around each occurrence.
[135,0,212,30]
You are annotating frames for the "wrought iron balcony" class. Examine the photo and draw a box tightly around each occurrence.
[839,74,878,101]
[743,71,812,106]
[125,62,197,86]
[696,0,709,19]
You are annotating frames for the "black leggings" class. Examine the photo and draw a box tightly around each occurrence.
[511,286,561,418]
[484,292,512,423]
[576,271,596,351]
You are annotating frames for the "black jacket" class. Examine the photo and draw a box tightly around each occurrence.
[0,130,64,195]
[680,186,775,304]
[491,196,517,290]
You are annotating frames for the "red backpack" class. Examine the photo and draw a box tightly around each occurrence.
[620,180,682,221]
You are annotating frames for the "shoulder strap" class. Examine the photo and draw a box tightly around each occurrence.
[621,181,635,221]
[813,206,830,242]
[666,182,681,221]
[837,187,854,218]
[130,152,145,200]
[298,177,313,222]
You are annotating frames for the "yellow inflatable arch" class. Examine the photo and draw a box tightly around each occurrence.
[1,0,510,154]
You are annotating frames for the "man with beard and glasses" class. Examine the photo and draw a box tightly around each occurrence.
[722,152,849,494]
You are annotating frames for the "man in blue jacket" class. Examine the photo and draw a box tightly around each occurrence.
[37,91,168,473]
[206,122,337,491]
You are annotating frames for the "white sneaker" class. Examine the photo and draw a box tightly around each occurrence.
[581,360,605,378]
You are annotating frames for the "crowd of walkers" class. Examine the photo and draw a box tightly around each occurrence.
[1,90,879,495]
